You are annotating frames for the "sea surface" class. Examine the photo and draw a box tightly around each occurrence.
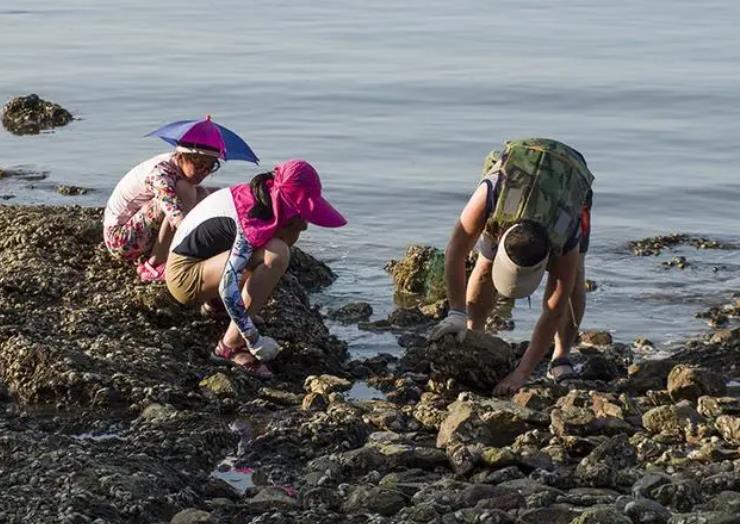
[2,0,739,359]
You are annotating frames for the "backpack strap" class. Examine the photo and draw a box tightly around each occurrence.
[481,173,502,221]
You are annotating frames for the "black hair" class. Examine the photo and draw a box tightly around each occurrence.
[503,219,549,266]
[249,171,275,220]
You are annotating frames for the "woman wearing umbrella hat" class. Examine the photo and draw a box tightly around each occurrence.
[165,159,346,378]
[103,116,259,281]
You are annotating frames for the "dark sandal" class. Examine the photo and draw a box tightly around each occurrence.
[547,357,578,383]
[210,340,273,379]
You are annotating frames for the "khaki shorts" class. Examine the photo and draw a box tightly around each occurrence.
[166,252,206,305]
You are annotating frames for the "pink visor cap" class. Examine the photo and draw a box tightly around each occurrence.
[273,159,347,228]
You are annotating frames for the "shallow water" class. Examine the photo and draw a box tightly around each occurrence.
[1,0,739,355]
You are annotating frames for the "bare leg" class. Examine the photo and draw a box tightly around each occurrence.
[466,254,496,330]
[552,253,586,361]
[147,180,199,266]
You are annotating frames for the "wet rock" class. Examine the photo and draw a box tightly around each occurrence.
[581,354,622,381]
[697,396,740,418]
[575,434,637,488]
[700,491,740,515]
[517,506,578,524]
[570,507,632,524]
[551,405,635,438]
[342,484,406,516]
[2,94,73,134]
[623,498,672,524]
[667,365,727,403]
[580,330,614,346]
[437,393,548,449]
[286,246,336,291]
[709,328,739,345]
[170,508,215,523]
[700,472,740,496]
[642,403,704,435]
[662,256,690,270]
[715,415,740,445]
[667,513,740,524]
[56,184,90,196]
[513,384,568,411]
[259,387,302,406]
[301,392,328,411]
[199,373,237,398]
[387,306,430,327]
[304,374,352,395]
[632,473,673,499]
[326,302,373,324]
[400,331,514,391]
[412,392,449,430]
[245,487,299,512]
[628,233,737,256]
[385,244,448,304]
[653,480,702,512]
[620,360,674,395]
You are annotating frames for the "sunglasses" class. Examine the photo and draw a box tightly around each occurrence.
[191,156,221,174]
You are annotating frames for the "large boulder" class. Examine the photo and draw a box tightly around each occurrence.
[2,94,73,134]
[401,331,514,391]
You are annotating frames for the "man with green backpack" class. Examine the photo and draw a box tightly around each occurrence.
[430,138,594,395]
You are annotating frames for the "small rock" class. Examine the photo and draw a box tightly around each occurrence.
[570,507,632,524]
[301,392,328,411]
[56,184,89,196]
[697,396,740,418]
[642,403,703,435]
[199,373,237,398]
[580,330,613,346]
[170,509,215,524]
[304,374,352,395]
[624,498,672,524]
[575,434,637,488]
[342,485,406,516]
[327,302,373,323]
[667,365,727,403]
[715,415,740,445]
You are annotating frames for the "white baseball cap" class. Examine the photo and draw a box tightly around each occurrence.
[492,224,549,298]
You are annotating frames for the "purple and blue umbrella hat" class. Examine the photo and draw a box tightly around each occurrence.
[146,115,259,164]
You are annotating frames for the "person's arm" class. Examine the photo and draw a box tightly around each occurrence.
[494,245,580,394]
[445,183,489,311]
[219,225,258,343]
[146,168,185,228]
[430,184,489,340]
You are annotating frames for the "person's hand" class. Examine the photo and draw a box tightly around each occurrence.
[493,368,530,396]
[246,335,282,361]
[429,310,468,342]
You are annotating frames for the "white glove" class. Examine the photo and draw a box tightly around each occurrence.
[247,335,282,362]
[430,310,468,342]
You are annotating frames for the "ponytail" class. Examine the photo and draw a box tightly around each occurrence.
[249,171,275,220]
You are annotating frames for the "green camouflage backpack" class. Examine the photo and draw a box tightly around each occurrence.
[481,138,594,255]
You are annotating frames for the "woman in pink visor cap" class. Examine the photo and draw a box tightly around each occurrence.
[165,159,346,378]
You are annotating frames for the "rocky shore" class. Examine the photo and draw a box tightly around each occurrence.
[1,206,739,524]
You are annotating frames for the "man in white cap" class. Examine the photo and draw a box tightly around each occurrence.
[430,138,594,395]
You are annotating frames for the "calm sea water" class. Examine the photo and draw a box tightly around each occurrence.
[2,1,739,358]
